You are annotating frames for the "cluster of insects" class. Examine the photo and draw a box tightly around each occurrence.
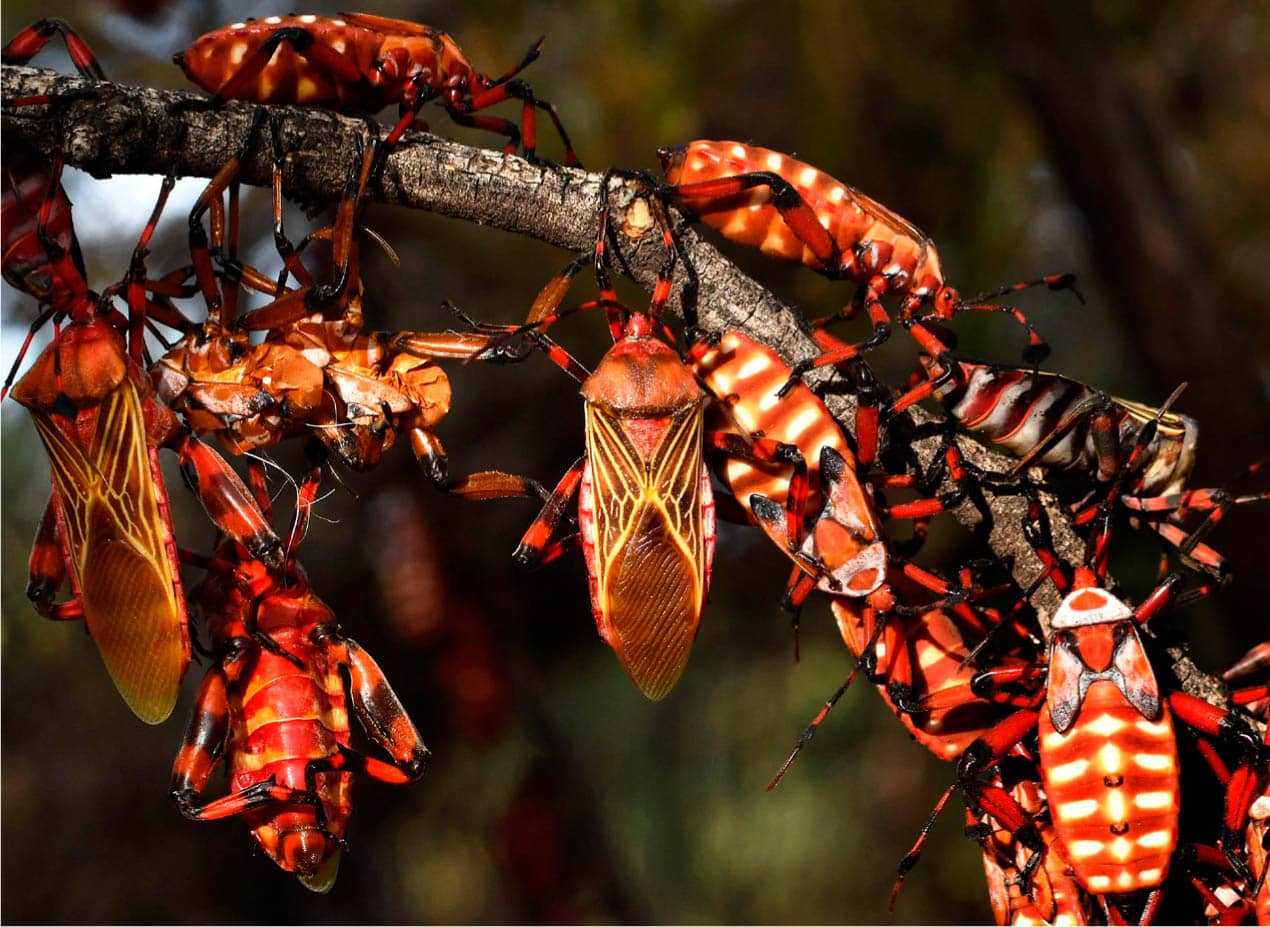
[3,13,1267,923]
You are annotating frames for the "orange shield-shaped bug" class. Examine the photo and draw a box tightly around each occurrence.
[13,320,189,723]
[578,337,714,700]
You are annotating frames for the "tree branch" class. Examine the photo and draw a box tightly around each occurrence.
[1,63,1231,708]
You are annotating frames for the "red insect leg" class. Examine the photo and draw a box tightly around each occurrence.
[2,18,106,79]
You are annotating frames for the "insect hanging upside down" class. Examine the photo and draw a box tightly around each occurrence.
[173,468,430,892]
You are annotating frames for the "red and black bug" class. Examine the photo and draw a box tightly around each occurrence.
[1,130,284,723]
[894,554,1263,920]
[175,13,580,165]
[901,355,1268,579]
[656,140,1075,380]
[173,467,429,892]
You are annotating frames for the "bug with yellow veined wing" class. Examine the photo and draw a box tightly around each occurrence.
[2,21,283,723]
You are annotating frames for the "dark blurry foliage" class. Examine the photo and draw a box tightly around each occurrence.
[2,0,1266,923]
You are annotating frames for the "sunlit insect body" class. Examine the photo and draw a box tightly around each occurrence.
[1,139,279,723]
[686,334,1019,763]
[659,140,1065,373]
[574,325,715,698]
[691,330,886,600]
[450,191,746,699]
[829,592,1035,763]
[932,571,1263,918]
[173,473,429,892]
[175,12,580,164]
[1037,583,1180,895]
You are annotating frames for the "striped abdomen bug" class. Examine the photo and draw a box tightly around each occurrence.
[175,12,579,164]
[658,140,1073,373]
[923,568,1262,916]
[906,355,1267,579]
[173,469,429,891]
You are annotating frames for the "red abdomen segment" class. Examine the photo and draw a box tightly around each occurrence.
[231,642,351,887]
[1039,682,1179,893]
[832,598,1014,760]
[694,330,850,510]
[661,140,938,283]
[177,15,471,113]
[179,16,381,108]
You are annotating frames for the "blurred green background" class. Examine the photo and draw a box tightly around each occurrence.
[2,1,1267,922]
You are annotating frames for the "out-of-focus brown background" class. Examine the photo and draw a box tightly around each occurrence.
[2,1,1267,922]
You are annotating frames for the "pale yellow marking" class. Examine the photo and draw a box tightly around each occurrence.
[758,389,782,413]
[229,41,249,65]
[1137,867,1162,885]
[723,212,752,238]
[736,354,770,381]
[1098,743,1123,774]
[874,641,887,660]
[230,21,246,29]
[1136,718,1171,736]
[299,14,318,23]
[1106,789,1126,822]
[1133,791,1173,811]
[1110,836,1133,861]
[829,186,846,203]
[1047,757,1090,784]
[297,76,320,101]
[259,74,273,97]
[1055,915,1080,927]
[333,19,347,27]
[786,405,822,440]
[1069,839,1104,859]
[916,642,947,670]
[1016,917,1043,927]
[1115,869,1134,889]
[1136,829,1172,849]
[1056,798,1098,821]
[731,144,748,159]
[265,15,283,24]
[1086,713,1127,737]
[1042,731,1070,751]
[1086,875,1111,891]
[764,152,784,171]
[1134,752,1173,771]
[330,39,346,54]
[798,166,818,186]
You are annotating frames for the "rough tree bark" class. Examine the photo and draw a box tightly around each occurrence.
[0,62,1234,708]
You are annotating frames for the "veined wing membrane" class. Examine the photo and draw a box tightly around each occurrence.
[28,377,188,723]
[586,402,707,699]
